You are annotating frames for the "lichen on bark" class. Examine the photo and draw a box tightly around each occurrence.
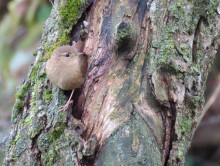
[149,0,220,165]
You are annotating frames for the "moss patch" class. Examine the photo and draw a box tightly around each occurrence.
[12,83,30,121]
[49,125,66,142]
[58,0,85,28]
[41,0,85,62]
[45,90,53,101]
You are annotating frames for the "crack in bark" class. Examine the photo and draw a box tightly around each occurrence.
[162,102,177,166]
[30,116,47,166]
[31,130,43,166]
[24,91,31,110]
[192,16,204,63]
[162,112,171,166]
[162,75,177,166]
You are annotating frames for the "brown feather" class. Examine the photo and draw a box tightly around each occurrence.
[46,45,88,90]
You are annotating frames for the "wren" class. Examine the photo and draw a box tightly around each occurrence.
[46,45,88,110]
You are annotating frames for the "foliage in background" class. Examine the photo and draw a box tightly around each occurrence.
[0,0,51,164]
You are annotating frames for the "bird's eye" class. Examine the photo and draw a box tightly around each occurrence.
[64,53,70,57]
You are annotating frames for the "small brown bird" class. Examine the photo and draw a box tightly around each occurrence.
[46,45,88,110]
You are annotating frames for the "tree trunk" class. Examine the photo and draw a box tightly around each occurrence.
[4,0,220,165]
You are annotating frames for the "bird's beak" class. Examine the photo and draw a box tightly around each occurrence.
[76,52,89,58]
[76,52,84,56]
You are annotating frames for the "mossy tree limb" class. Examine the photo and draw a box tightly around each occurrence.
[5,0,92,165]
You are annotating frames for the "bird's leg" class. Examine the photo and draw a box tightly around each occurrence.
[59,89,75,111]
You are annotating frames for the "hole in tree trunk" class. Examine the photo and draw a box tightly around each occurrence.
[64,88,83,119]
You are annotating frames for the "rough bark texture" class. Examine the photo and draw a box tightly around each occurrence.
[4,0,220,166]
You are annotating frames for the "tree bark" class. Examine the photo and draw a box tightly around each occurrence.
[4,0,220,166]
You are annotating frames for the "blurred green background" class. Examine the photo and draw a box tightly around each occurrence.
[0,0,51,164]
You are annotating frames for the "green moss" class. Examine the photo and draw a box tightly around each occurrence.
[168,0,219,34]
[45,149,59,166]
[38,133,51,153]
[40,0,85,63]
[12,133,22,146]
[169,3,185,23]
[195,0,219,19]
[152,0,218,75]
[152,28,177,70]
[115,22,133,50]
[24,116,33,126]
[178,115,193,137]
[32,85,38,101]
[21,84,28,93]
[14,134,21,142]
[42,0,86,60]
[186,95,201,108]
[12,83,31,121]
[15,84,29,100]
[30,101,36,107]
[13,83,30,120]
[148,0,219,164]
[45,90,53,101]
[174,113,194,163]
[29,121,43,138]
[14,100,24,110]
[57,111,67,122]
[42,29,71,62]
[42,0,85,61]
[29,64,40,84]
[49,125,65,142]
[58,0,85,28]
[173,142,185,163]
